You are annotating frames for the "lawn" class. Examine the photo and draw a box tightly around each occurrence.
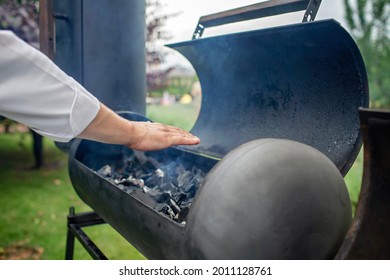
[0,103,363,259]
[147,103,200,131]
[0,132,145,260]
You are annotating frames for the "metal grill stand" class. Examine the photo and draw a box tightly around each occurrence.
[65,207,108,260]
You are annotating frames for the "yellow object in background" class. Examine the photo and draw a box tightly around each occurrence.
[180,93,192,104]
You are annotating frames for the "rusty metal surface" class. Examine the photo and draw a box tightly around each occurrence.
[336,108,390,259]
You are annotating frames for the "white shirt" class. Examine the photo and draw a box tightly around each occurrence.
[0,30,100,142]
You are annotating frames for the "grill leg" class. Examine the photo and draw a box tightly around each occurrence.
[65,206,108,260]
[65,207,76,260]
[65,224,75,260]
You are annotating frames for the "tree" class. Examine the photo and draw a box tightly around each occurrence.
[145,0,179,92]
[343,0,390,108]
[0,0,39,47]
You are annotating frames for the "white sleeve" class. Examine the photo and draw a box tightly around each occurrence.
[0,30,100,142]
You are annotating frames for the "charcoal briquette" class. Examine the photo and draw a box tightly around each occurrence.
[95,152,205,222]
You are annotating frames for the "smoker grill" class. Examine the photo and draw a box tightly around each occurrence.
[55,0,384,259]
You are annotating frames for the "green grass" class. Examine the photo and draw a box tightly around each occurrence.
[0,132,145,260]
[344,148,364,214]
[147,103,200,131]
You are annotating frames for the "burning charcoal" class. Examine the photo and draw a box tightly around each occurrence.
[142,185,163,199]
[94,152,206,223]
[97,165,112,177]
[133,151,159,173]
[144,168,165,187]
[172,192,187,205]
[127,176,145,187]
[155,168,164,177]
[169,199,181,214]
[183,184,197,199]
[155,192,173,204]
[175,207,190,223]
[114,178,127,185]
[162,205,176,219]
[154,203,166,212]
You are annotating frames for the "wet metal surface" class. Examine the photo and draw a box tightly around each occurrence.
[170,19,369,176]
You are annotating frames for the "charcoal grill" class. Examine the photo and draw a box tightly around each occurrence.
[55,0,381,259]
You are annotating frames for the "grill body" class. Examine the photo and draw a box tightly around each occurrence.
[66,6,369,260]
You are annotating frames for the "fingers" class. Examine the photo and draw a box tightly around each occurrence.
[128,121,200,151]
[152,122,200,147]
[168,131,200,146]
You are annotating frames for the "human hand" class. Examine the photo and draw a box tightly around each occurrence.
[78,103,200,151]
[126,121,200,151]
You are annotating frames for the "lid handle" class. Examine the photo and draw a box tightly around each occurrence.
[192,0,322,39]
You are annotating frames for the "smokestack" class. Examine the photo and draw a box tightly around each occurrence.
[53,0,146,114]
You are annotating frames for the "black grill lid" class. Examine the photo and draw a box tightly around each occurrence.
[168,19,369,175]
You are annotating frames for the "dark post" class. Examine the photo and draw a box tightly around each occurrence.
[53,0,146,114]
[39,0,54,60]
[31,130,43,168]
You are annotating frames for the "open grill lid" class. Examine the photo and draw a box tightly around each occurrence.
[168,19,368,176]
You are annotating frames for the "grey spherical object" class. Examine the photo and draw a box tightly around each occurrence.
[185,139,352,259]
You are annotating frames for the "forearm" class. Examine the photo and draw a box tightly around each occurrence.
[0,31,200,151]
[77,103,134,145]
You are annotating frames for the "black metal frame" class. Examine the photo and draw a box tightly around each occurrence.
[192,0,322,39]
[65,207,108,260]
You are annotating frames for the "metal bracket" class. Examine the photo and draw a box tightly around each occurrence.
[65,207,108,260]
[53,13,70,21]
[302,0,322,22]
[192,23,205,40]
[191,0,323,40]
